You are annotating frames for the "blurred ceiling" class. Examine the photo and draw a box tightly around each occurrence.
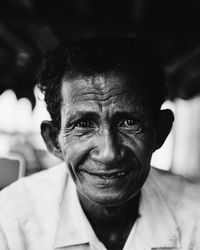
[1,0,200,105]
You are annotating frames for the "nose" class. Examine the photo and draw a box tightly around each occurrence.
[91,130,122,164]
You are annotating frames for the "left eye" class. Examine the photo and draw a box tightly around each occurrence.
[74,120,95,128]
[119,119,142,132]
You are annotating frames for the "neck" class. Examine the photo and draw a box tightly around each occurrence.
[80,193,140,222]
[78,193,141,250]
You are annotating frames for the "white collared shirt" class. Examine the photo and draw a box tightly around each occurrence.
[0,163,200,250]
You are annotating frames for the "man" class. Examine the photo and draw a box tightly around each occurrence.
[0,36,200,250]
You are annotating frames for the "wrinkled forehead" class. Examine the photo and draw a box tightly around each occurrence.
[61,72,146,104]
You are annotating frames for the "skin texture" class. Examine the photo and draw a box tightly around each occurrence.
[58,72,156,207]
[41,71,173,250]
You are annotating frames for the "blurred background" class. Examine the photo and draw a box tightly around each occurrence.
[1,0,200,189]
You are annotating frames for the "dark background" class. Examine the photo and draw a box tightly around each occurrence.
[1,0,200,106]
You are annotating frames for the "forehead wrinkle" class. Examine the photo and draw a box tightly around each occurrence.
[70,78,128,104]
[61,72,130,102]
[61,87,146,116]
[61,73,148,116]
[71,88,128,104]
[61,100,101,116]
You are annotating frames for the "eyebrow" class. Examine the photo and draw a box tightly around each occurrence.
[65,111,99,124]
[112,111,144,119]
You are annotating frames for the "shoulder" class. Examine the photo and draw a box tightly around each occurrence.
[150,167,200,214]
[0,162,68,224]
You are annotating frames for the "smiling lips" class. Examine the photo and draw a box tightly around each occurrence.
[82,169,133,179]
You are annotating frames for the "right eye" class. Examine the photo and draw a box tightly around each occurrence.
[74,120,96,128]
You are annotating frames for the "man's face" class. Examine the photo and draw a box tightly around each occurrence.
[58,72,156,207]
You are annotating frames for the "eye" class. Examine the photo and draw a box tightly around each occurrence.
[74,120,95,128]
[119,119,142,133]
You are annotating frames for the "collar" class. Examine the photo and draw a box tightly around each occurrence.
[54,168,181,249]
[134,168,181,249]
[54,176,90,248]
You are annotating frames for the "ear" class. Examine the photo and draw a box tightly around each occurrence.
[154,109,174,150]
[41,121,63,160]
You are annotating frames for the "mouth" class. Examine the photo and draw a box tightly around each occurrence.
[81,169,133,179]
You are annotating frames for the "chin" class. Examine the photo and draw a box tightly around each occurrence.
[83,190,139,208]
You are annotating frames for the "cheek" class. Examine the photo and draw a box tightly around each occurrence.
[59,133,94,169]
[120,130,156,165]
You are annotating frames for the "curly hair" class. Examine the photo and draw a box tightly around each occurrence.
[37,35,167,131]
